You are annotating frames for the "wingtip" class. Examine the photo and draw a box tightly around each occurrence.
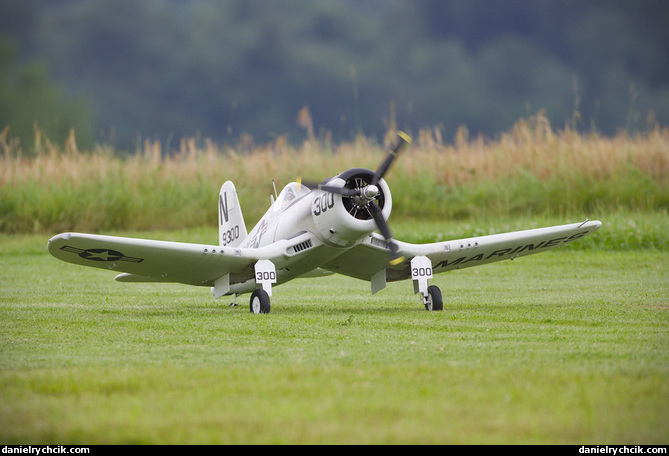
[47,233,72,252]
[48,232,72,242]
[578,218,603,230]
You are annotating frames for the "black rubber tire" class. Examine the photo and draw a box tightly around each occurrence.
[427,285,443,311]
[249,289,271,314]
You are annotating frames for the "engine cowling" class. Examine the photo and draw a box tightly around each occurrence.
[311,168,392,247]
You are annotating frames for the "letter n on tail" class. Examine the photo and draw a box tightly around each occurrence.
[218,181,248,247]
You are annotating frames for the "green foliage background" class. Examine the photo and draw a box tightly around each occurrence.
[1,0,668,149]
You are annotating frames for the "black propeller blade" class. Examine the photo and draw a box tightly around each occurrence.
[369,132,410,264]
[300,181,362,197]
[368,202,404,265]
[371,131,411,186]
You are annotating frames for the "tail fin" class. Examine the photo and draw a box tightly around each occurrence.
[218,181,248,247]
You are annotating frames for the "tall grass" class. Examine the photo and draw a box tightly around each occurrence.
[1,112,667,233]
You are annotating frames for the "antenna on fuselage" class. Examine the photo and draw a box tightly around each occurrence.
[271,179,278,205]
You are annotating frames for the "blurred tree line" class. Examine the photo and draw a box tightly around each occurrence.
[1,0,668,151]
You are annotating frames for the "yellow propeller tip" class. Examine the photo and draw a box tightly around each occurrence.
[398,131,412,144]
[389,256,405,266]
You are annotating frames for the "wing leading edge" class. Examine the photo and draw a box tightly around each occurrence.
[322,220,602,282]
[47,231,320,288]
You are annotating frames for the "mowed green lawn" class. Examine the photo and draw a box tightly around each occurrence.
[1,230,667,444]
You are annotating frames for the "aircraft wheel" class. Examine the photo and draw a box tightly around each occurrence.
[250,289,271,314]
[425,285,443,311]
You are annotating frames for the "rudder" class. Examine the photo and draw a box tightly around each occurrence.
[218,181,248,247]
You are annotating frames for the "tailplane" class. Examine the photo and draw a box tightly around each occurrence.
[218,181,248,247]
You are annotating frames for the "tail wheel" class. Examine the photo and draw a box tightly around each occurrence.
[425,285,443,311]
[250,289,271,314]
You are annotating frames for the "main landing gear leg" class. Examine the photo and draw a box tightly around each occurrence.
[411,256,443,311]
[250,259,276,314]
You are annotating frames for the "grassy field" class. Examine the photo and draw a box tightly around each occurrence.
[1,219,667,444]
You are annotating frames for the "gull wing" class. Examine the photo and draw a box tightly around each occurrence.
[47,232,313,288]
[322,220,602,282]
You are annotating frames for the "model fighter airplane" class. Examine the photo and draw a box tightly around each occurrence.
[48,133,601,314]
